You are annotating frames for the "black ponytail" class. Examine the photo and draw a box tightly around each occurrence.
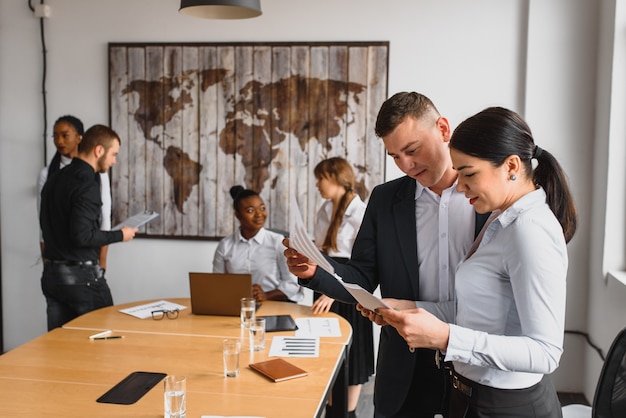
[450,107,577,242]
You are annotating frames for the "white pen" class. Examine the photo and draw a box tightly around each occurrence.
[89,330,112,339]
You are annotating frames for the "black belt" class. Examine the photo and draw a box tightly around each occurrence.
[436,351,473,397]
[451,372,473,397]
[45,260,98,266]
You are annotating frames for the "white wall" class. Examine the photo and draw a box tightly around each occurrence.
[0,0,615,400]
[524,0,598,392]
[584,0,626,399]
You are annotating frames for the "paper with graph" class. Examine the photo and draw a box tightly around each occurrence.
[288,195,390,312]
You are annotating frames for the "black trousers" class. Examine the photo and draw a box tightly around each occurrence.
[41,263,113,330]
[374,348,450,418]
[449,372,562,418]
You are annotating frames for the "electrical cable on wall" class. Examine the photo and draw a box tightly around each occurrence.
[565,329,605,361]
[28,0,48,166]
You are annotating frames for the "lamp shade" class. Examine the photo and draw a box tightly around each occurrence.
[179,0,262,19]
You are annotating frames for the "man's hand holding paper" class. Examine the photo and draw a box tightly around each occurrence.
[356,303,388,326]
[284,194,391,313]
[282,237,318,279]
[356,297,416,326]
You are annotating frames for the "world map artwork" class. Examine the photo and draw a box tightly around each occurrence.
[110,43,388,239]
[122,74,366,212]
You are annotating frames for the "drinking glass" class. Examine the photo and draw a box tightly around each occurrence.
[164,375,186,418]
[249,318,266,351]
[240,297,256,328]
[223,339,241,377]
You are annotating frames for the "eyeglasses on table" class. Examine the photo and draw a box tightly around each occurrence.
[151,309,179,320]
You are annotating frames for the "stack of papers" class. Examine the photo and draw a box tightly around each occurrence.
[119,300,187,319]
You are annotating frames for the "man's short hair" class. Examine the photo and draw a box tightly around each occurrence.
[78,124,121,154]
[375,92,440,138]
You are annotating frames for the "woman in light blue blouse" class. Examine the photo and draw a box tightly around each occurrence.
[378,107,577,418]
[213,186,303,303]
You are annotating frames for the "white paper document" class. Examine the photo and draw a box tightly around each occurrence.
[119,300,187,319]
[288,194,391,312]
[294,317,341,337]
[112,210,159,230]
[269,336,320,358]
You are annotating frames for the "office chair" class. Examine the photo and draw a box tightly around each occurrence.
[267,228,289,237]
[562,326,626,418]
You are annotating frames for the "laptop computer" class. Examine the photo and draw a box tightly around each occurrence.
[188,272,253,316]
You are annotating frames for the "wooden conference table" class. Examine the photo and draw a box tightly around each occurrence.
[0,298,352,417]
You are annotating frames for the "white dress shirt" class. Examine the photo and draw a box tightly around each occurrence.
[415,180,475,303]
[314,195,366,257]
[213,227,304,302]
[37,155,112,241]
[446,188,567,389]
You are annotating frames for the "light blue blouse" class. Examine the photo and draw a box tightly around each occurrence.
[445,188,568,389]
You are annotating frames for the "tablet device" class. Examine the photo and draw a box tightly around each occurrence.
[258,314,298,332]
[112,210,159,230]
[96,371,166,405]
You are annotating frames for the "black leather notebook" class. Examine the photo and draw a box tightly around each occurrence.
[96,371,166,405]
[258,315,298,332]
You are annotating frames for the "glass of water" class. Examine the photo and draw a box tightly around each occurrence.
[164,375,186,418]
[240,297,256,328]
[223,339,241,377]
[249,318,266,351]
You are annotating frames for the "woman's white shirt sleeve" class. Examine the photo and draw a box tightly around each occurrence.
[446,189,567,389]
[99,172,112,231]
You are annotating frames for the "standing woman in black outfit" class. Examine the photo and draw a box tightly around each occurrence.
[311,157,374,418]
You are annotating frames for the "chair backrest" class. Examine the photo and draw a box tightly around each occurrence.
[593,326,626,418]
[267,228,289,237]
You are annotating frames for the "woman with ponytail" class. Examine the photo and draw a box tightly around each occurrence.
[311,157,374,418]
[376,107,576,417]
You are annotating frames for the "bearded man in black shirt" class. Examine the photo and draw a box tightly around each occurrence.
[40,124,137,330]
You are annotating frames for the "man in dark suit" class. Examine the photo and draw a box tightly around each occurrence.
[285,92,489,418]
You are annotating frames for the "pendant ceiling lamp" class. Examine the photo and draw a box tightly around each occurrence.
[179,0,262,19]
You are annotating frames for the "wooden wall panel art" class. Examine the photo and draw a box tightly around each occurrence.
[109,42,388,239]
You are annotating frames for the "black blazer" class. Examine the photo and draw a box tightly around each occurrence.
[302,175,489,416]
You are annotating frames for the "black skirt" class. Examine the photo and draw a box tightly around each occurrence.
[314,257,375,386]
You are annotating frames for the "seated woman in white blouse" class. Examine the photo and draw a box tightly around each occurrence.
[212,185,303,303]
